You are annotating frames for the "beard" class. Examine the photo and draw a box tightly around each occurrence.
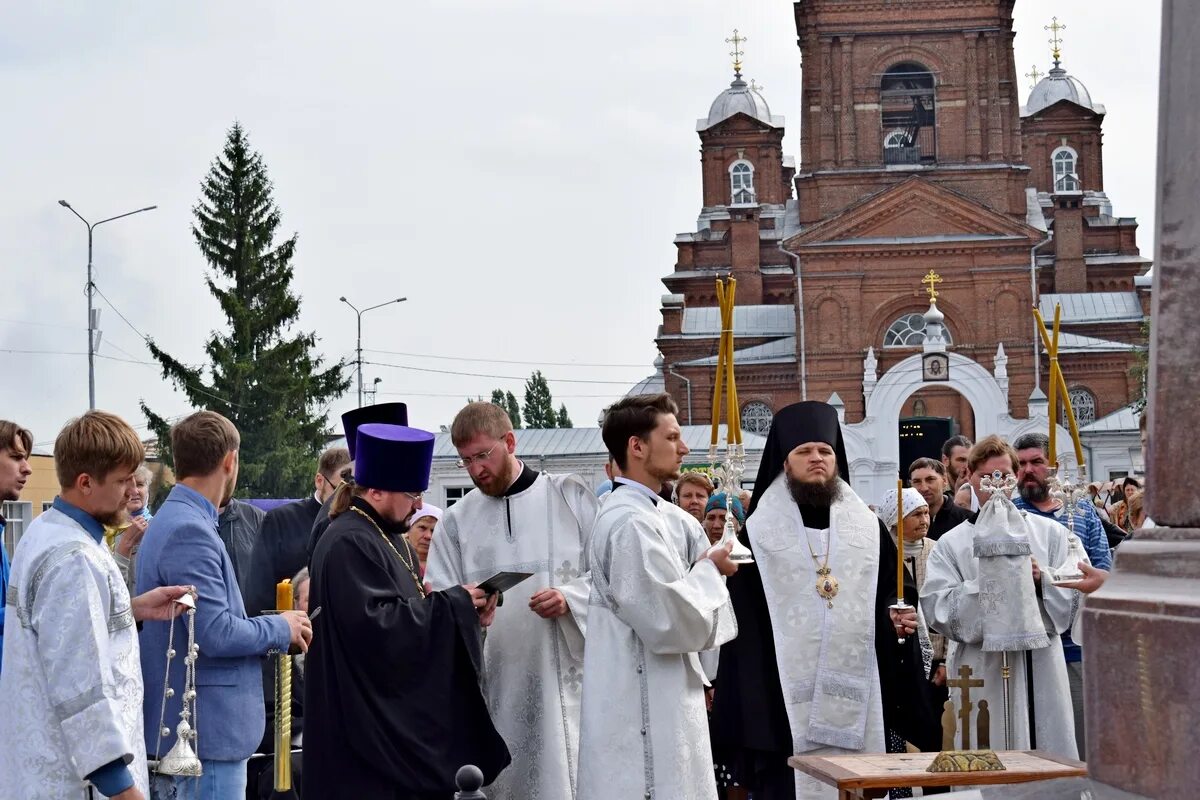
[474,457,515,498]
[787,471,842,508]
[1019,475,1050,503]
[95,506,131,528]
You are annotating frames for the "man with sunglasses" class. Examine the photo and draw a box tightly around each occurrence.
[426,401,599,800]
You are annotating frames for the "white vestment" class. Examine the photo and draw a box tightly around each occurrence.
[920,513,1085,758]
[0,509,149,800]
[749,476,886,800]
[426,471,597,800]
[577,485,736,800]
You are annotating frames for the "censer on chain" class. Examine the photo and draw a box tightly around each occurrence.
[151,591,203,777]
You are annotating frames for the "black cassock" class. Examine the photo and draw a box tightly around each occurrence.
[304,498,510,800]
[711,504,940,800]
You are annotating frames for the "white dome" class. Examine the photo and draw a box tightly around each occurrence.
[701,77,775,130]
[1025,66,1097,116]
[923,300,945,327]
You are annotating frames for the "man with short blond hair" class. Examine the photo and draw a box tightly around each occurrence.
[0,411,191,800]
[0,419,33,676]
[138,410,311,799]
[427,400,599,799]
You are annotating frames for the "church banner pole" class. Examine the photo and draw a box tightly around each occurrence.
[1000,652,1012,749]
[1025,649,1038,750]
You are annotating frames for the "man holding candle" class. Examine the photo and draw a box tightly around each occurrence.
[711,401,937,800]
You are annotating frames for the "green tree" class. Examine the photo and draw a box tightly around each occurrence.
[141,122,349,498]
[505,390,522,429]
[522,370,558,428]
[557,403,573,428]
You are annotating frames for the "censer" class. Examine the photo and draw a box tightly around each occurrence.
[151,591,203,777]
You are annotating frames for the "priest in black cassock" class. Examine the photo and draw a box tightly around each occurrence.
[304,422,510,800]
[711,401,938,800]
[306,402,409,565]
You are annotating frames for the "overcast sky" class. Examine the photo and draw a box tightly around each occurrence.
[0,1,1161,450]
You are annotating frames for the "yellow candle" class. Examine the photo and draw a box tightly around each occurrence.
[711,279,727,447]
[1055,364,1085,468]
[1048,305,1062,465]
[896,478,905,604]
[276,579,292,612]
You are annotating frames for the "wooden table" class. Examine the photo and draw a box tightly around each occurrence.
[788,750,1087,799]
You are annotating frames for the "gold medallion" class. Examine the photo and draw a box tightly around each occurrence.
[815,566,839,608]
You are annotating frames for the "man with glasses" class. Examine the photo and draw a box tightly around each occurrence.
[426,401,599,800]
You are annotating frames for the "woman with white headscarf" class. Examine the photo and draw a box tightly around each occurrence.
[405,504,442,577]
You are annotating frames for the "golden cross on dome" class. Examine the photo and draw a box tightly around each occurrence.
[921,269,943,302]
[1046,17,1066,67]
[1026,64,1043,89]
[726,29,747,78]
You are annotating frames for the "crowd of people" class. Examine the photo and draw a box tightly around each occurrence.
[0,400,1147,799]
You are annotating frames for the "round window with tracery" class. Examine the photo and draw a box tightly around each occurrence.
[741,401,774,435]
[1067,388,1096,426]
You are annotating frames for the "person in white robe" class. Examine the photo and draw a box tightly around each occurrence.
[425,401,598,800]
[0,411,190,800]
[712,402,938,800]
[577,393,738,800]
[921,435,1088,759]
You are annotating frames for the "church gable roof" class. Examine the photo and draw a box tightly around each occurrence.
[784,177,1046,250]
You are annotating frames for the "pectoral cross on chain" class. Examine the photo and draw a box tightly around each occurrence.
[947,664,985,750]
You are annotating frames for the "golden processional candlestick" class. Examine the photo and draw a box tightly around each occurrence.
[271,579,299,798]
[152,591,202,778]
[707,276,754,564]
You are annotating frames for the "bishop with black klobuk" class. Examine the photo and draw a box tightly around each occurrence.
[711,401,938,800]
[304,422,510,799]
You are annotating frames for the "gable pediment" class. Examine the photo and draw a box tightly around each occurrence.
[784,176,1045,249]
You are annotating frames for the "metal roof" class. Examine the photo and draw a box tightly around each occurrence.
[1039,292,1144,323]
[1042,332,1141,354]
[1080,402,1141,433]
[432,425,767,461]
[1022,66,1105,117]
[680,304,795,337]
[624,373,665,397]
[678,336,796,367]
[698,77,784,131]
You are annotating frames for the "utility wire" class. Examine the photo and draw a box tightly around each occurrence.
[361,348,652,369]
[362,359,642,385]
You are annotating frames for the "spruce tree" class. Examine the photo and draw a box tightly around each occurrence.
[557,403,573,429]
[522,370,558,429]
[141,122,349,498]
[505,390,522,429]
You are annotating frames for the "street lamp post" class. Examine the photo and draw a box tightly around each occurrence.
[340,296,406,406]
[59,200,157,409]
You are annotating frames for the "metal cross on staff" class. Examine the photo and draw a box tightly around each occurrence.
[1026,65,1044,89]
[921,269,943,302]
[726,29,747,78]
[1046,17,1067,67]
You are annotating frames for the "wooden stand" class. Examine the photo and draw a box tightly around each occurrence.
[788,750,1086,799]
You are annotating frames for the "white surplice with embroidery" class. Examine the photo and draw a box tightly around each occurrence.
[576,487,736,800]
[426,472,598,800]
[748,475,886,800]
[920,512,1084,759]
[0,508,149,800]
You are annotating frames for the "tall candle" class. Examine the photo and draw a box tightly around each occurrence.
[896,478,905,604]
[710,279,727,447]
[1048,305,1062,464]
[276,579,292,612]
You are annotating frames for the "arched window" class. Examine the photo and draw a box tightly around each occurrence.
[884,313,954,348]
[1052,147,1080,193]
[729,160,756,205]
[740,401,774,435]
[1067,387,1096,426]
[881,62,936,165]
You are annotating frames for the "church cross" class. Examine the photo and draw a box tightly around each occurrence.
[749,78,764,93]
[921,269,943,302]
[947,664,985,750]
[726,29,747,78]
[1026,64,1044,89]
[1045,17,1067,68]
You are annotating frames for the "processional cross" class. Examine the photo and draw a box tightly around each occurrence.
[947,664,985,750]
[726,29,747,77]
[921,269,943,303]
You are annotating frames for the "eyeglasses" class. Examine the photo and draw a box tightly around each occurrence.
[456,442,502,469]
[403,491,423,501]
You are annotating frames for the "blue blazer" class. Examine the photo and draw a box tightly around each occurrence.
[137,484,289,762]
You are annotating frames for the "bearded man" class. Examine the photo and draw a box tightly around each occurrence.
[425,401,598,800]
[711,401,938,800]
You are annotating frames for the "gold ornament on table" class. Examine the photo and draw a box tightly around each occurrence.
[927,664,1006,773]
[152,591,202,778]
[708,275,754,564]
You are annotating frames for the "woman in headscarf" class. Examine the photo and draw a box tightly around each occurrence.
[405,504,442,577]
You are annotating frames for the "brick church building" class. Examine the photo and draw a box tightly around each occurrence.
[642,0,1150,495]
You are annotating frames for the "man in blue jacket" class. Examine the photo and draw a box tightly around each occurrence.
[138,410,312,798]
